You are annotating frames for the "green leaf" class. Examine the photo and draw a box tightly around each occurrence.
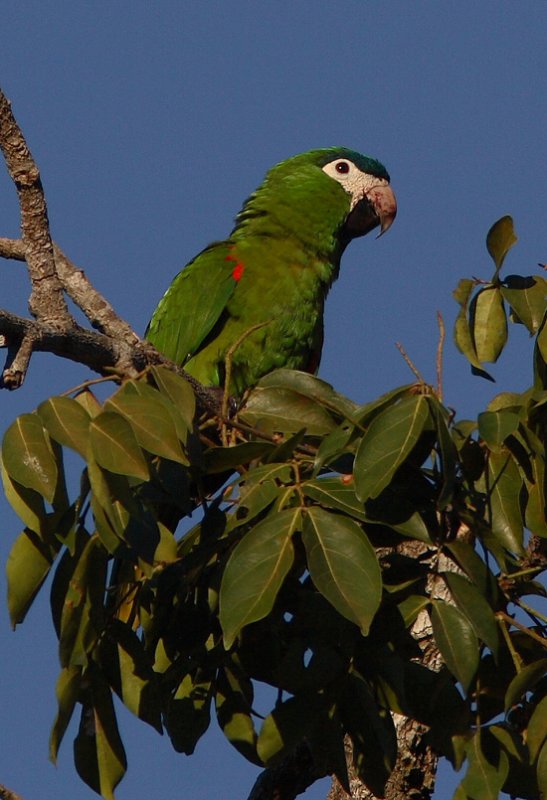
[99,620,162,732]
[150,365,196,428]
[537,740,547,798]
[489,389,530,413]
[354,394,431,501]
[402,660,468,746]
[536,311,547,366]
[220,508,299,648]
[302,507,381,634]
[470,286,507,363]
[1,456,46,533]
[504,659,547,711]
[524,454,547,539]
[397,594,430,628]
[118,378,191,441]
[453,279,486,372]
[37,396,91,457]
[202,441,274,473]
[313,422,354,473]
[341,671,397,796]
[265,428,307,463]
[90,412,149,481]
[225,463,292,532]
[431,600,479,692]
[257,694,322,767]
[216,665,259,764]
[74,673,127,800]
[306,711,350,794]
[105,384,187,463]
[486,215,518,275]
[59,536,107,669]
[49,666,82,763]
[257,369,359,420]
[354,384,415,426]
[49,439,70,512]
[462,731,509,800]
[429,397,458,508]
[165,670,212,754]
[87,460,124,554]
[6,529,59,627]
[501,274,547,334]
[153,521,178,563]
[374,509,432,543]
[240,386,337,435]
[443,572,499,656]
[447,541,500,602]
[50,526,90,637]
[2,413,58,503]
[74,389,102,417]
[487,451,525,553]
[303,477,366,521]
[478,411,520,448]
[488,724,528,763]
[228,478,279,531]
[238,462,292,487]
[527,695,547,762]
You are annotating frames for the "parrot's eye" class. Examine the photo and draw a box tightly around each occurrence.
[321,157,367,193]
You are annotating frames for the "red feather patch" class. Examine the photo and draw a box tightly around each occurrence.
[232,263,244,281]
[225,248,245,281]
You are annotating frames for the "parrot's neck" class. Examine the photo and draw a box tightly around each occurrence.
[231,192,347,285]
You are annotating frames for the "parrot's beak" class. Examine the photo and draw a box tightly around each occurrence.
[366,183,397,238]
[345,182,397,239]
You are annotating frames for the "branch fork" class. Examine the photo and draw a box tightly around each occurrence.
[0,88,196,397]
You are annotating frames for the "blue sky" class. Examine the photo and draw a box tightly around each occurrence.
[1,4,546,799]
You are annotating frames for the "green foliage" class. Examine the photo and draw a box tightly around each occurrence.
[2,221,547,800]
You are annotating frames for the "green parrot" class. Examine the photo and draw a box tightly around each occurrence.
[146,147,396,395]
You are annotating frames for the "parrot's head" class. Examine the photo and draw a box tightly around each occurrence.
[317,147,397,239]
[309,147,396,239]
[235,147,396,248]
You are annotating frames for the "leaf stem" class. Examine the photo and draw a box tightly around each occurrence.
[497,615,525,672]
[497,610,547,650]
[395,341,425,383]
[436,311,445,401]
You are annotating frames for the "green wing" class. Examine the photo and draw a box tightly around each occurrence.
[146,242,238,365]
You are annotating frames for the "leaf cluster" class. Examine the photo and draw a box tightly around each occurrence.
[2,220,547,800]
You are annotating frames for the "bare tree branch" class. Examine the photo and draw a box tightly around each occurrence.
[0,783,24,800]
[0,306,148,385]
[0,89,73,329]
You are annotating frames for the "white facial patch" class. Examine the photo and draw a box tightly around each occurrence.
[321,159,389,210]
